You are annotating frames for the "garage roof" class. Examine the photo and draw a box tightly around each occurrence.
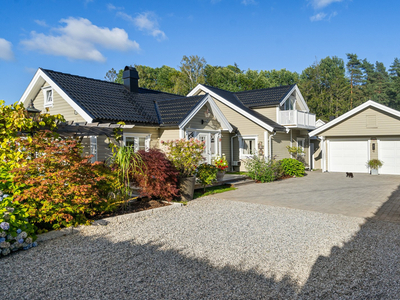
[309,100,400,137]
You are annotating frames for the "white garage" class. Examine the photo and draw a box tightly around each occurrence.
[379,139,400,175]
[309,100,400,176]
[328,139,369,173]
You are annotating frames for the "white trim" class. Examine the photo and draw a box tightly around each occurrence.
[188,84,275,132]
[19,68,93,123]
[279,85,309,112]
[309,100,400,137]
[42,86,53,108]
[264,131,269,159]
[178,94,233,133]
[123,133,151,151]
[90,135,97,163]
[239,135,258,159]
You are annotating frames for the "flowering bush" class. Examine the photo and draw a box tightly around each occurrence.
[244,156,283,183]
[213,154,228,171]
[132,149,179,201]
[0,192,37,257]
[161,139,205,177]
[196,164,218,192]
[11,131,116,230]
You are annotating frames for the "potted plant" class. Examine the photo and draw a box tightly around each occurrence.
[213,154,228,181]
[161,139,205,201]
[367,159,383,175]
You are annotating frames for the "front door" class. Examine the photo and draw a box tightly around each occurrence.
[198,133,211,164]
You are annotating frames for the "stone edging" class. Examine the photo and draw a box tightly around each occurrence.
[36,202,183,243]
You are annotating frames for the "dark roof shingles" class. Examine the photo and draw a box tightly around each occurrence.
[41,68,183,124]
[156,95,205,126]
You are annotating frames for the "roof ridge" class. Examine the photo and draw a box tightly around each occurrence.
[234,84,296,94]
[40,67,183,97]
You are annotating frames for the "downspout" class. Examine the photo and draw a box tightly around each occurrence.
[231,133,238,172]
[269,131,277,160]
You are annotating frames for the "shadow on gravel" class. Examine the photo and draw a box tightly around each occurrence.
[2,186,400,299]
[298,183,400,299]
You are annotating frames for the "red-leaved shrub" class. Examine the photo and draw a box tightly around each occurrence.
[11,131,115,229]
[132,149,179,201]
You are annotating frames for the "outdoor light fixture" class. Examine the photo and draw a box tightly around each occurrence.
[26,99,41,122]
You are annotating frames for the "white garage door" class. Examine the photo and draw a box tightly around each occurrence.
[379,139,400,175]
[328,140,369,173]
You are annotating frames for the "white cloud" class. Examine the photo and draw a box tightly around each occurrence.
[310,12,327,21]
[310,0,343,9]
[34,19,48,27]
[107,3,116,10]
[0,38,14,61]
[118,12,167,41]
[21,17,139,62]
[241,0,257,5]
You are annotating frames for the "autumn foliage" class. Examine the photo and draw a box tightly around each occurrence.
[11,131,115,229]
[132,149,179,201]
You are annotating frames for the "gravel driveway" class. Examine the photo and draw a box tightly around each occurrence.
[2,198,400,299]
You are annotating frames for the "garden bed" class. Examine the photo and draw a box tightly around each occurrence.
[93,198,170,220]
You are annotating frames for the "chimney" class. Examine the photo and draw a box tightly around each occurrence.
[123,66,139,93]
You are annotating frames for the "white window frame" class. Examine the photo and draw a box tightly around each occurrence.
[239,135,258,159]
[90,136,97,163]
[297,137,305,156]
[42,86,53,108]
[123,133,151,152]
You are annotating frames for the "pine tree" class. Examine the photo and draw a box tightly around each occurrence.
[346,53,364,108]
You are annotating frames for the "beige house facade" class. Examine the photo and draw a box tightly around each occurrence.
[309,100,400,175]
[20,67,317,171]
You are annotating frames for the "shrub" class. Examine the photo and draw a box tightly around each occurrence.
[132,149,179,201]
[196,163,218,191]
[280,158,305,177]
[0,193,37,257]
[244,156,283,183]
[213,154,228,171]
[161,139,205,177]
[11,131,115,230]
[367,159,383,169]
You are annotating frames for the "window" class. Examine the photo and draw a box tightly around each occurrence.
[42,87,53,108]
[283,96,295,111]
[297,138,305,156]
[240,135,258,158]
[123,133,151,152]
[90,136,97,163]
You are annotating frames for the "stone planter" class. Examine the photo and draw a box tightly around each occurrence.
[371,168,379,175]
[179,176,196,201]
[217,170,226,181]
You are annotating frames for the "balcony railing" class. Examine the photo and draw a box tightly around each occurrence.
[278,110,316,128]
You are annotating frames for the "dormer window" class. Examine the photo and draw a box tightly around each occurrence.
[42,86,53,108]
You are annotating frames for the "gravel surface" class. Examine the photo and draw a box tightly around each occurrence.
[1,198,400,299]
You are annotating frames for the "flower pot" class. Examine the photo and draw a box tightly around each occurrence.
[179,176,196,201]
[371,168,379,175]
[217,170,226,181]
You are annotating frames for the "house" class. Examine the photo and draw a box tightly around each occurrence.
[19,66,317,171]
[309,100,400,175]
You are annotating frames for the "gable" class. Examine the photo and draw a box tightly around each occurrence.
[317,107,400,136]
[30,81,86,123]
[184,103,222,131]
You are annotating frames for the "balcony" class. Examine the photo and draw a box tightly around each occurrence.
[278,110,316,129]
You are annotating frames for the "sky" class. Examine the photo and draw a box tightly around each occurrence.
[1,0,399,105]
